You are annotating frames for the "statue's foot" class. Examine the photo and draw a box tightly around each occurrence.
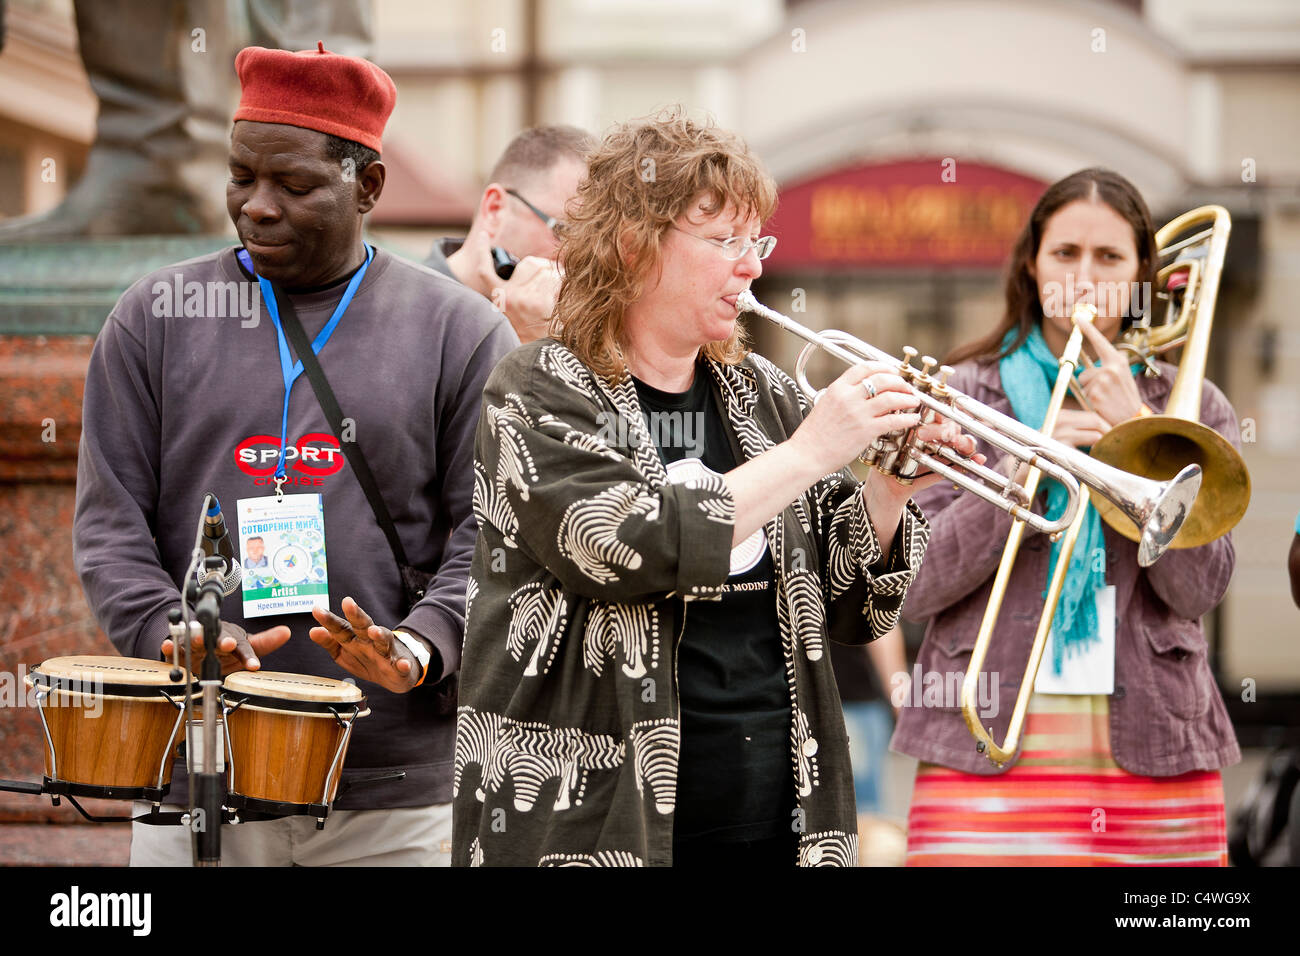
[0,150,225,242]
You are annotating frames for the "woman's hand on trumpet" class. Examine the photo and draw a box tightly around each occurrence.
[791,362,922,472]
[791,362,982,480]
[791,362,984,555]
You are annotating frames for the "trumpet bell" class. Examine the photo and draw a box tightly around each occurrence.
[1134,461,1202,567]
[1091,417,1247,553]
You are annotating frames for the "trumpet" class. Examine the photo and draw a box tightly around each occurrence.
[735,290,1202,566]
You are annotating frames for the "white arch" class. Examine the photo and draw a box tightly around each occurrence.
[736,0,1205,204]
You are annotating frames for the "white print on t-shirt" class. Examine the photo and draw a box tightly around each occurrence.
[663,457,768,576]
[721,579,771,593]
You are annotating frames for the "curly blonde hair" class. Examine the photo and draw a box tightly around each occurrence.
[554,108,778,382]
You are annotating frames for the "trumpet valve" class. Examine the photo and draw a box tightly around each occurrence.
[900,346,918,377]
[920,355,937,379]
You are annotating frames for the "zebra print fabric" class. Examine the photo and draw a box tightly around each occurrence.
[454,339,930,866]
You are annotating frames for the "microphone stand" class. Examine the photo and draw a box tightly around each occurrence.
[188,555,227,867]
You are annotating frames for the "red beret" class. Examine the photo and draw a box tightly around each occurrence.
[233,42,396,153]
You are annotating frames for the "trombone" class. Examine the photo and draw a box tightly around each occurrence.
[959,205,1247,765]
[735,291,1201,566]
[959,305,1109,765]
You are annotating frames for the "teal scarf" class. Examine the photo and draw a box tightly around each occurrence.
[999,326,1111,674]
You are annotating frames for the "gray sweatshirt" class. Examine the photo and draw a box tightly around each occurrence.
[73,245,518,808]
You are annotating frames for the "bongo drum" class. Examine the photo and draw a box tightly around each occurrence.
[25,656,193,800]
[220,671,369,816]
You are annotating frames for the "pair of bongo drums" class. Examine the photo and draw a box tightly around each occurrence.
[25,656,368,816]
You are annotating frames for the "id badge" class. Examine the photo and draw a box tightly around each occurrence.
[1033,584,1116,695]
[236,494,329,618]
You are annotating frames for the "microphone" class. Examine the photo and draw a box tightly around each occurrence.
[196,494,242,595]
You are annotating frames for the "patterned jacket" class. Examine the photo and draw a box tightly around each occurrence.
[452,338,929,866]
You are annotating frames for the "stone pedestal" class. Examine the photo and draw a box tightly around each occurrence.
[0,238,227,864]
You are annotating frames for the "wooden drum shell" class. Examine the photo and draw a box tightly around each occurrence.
[224,704,353,807]
[36,690,180,789]
[24,657,188,795]
[221,670,368,810]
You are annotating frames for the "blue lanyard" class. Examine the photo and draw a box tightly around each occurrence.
[238,243,374,486]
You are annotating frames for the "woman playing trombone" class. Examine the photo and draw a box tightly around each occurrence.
[892,168,1242,866]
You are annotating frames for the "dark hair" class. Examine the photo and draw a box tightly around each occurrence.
[323,133,380,175]
[947,167,1157,366]
[488,125,594,188]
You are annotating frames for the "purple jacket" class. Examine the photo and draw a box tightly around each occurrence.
[890,356,1243,776]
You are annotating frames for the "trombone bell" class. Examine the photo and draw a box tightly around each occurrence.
[1091,416,1243,554]
[1091,205,1250,549]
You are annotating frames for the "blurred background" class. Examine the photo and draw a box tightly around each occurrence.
[1,0,1297,865]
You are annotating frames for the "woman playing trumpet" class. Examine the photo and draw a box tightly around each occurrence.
[451,111,978,867]
[892,168,1242,866]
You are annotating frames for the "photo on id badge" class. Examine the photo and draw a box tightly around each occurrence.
[237,493,329,617]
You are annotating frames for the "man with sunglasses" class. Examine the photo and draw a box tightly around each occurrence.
[425,125,592,343]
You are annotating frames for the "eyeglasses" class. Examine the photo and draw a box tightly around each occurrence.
[505,188,566,237]
[671,225,777,261]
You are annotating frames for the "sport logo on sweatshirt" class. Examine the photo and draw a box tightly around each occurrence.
[234,432,345,487]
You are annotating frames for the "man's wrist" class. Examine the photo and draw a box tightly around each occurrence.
[392,629,434,686]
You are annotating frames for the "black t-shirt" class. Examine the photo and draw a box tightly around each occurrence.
[631,362,794,844]
[829,640,884,702]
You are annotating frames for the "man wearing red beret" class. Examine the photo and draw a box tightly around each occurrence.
[73,43,518,865]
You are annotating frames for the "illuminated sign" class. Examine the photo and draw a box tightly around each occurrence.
[766,159,1046,270]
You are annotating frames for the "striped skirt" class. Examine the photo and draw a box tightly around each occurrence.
[905,694,1227,866]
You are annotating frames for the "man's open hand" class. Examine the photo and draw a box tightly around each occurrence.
[309,597,430,694]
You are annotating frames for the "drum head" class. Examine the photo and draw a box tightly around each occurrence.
[34,656,191,689]
[224,670,364,704]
